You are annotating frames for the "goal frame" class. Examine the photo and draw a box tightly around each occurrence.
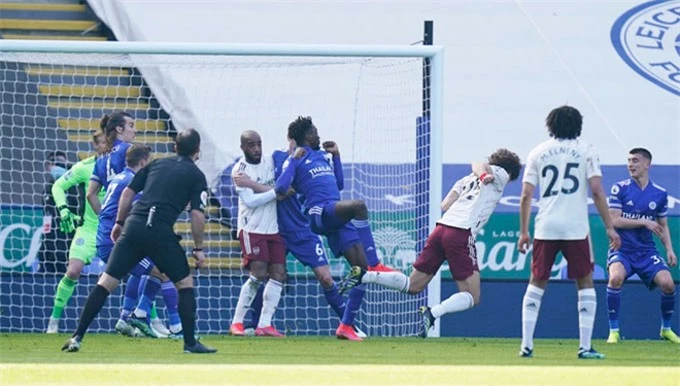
[0,39,444,337]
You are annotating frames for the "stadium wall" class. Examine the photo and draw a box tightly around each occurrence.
[1,273,676,339]
[87,0,680,186]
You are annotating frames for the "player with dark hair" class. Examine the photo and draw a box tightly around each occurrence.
[46,131,107,333]
[606,148,679,344]
[235,136,367,338]
[62,129,216,354]
[229,130,286,337]
[517,105,620,359]
[276,116,398,340]
[340,149,522,338]
[87,111,135,214]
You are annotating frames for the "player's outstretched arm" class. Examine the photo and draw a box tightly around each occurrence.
[190,209,206,268]
[323,141,344,191]
[517,182,535,254]
[589,176,621,250]
[441,179,462,212]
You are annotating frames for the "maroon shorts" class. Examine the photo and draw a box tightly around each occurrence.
[238,230,286,269]
[413,224,479,281]
[532,238,593,280]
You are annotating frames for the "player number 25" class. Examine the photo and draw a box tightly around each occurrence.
[541,162,580,197]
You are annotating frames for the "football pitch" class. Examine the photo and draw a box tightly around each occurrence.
[1,334,678,385]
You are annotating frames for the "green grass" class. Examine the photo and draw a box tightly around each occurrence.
[1,334,678,385]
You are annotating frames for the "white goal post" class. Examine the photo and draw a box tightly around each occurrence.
[0,40,443,337]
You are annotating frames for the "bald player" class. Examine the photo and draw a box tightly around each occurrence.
[229,130,287,337]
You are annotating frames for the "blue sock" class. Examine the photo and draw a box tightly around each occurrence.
[341,284,365,326]
[136,276,162,317]
[249,285,264,329]
[661,291,675,329]
[121,275,140,320]
[351,219,380,267]
[323,282,346,319]
[161,281,181,329]
[606,286,621,330]
[137,275,149,302]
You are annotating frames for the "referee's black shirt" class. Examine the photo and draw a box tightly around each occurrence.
[127,155,207,226]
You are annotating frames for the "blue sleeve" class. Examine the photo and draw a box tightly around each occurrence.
[608,183,622,209]
[333,155,344,191]
[658,192,668,218]
[275,156,299,194]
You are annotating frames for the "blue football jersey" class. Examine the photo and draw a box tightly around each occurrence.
[275,146,343,210]
[96,167,142,247]
[91,139,131,190]
[272,150,308,232]
[608,178,668,253]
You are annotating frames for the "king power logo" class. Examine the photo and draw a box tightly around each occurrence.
[611,0,680,96]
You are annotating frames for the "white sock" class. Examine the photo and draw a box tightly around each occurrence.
[232,275,262,324]
[431,292,474,319]
[578,288,597,350]
[361,271,409,292]
[521,284,544,350]
[258,279,283,328]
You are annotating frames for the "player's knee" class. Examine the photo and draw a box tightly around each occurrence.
[407,281,425,294]
[174,275,194,290]
[65,267,81,280]
[271,271,287,284]
[318,274,335,289]
[96,273,119,292]
[607,274,625,288]
[471,292,480,306]
[658,278,675,294]
[352,200,368,217]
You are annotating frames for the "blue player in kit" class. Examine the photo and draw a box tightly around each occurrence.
[96,145,182,339]
[87,111,136,214]
[234,138,366,338]
[275,116,401,341]
[606,148,679,344]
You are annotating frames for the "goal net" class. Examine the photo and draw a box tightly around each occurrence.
[0,42,442,337]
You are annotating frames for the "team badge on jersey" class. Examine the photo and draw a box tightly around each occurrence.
[76,237,85,246]
[253,247,260,255]
[649,201,656,210]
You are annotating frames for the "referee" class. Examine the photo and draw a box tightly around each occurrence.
[62,129,216,354]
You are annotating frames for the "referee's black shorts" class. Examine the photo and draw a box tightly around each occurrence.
[105,217,190,283]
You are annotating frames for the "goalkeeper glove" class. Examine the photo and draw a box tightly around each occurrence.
[58,206,81,234]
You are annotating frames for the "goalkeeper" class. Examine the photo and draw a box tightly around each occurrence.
[46,131,107,333]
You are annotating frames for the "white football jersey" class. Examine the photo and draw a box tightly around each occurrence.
[523,138,601,240]
[232,154,278,235]
[438,165,509,237]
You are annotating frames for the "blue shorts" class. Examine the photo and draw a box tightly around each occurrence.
[307,202,361,258]
[607,249,670,290]
[97,243,153,276]
[281,230,329,268]
[308,201,348,235]
[97,243,114,263]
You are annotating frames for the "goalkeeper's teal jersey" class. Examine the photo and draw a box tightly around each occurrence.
[52,156,104,232]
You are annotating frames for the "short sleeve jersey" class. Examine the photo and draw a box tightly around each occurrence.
[608,179,668,253]
[438,165,510,236]
[523,138,602,240]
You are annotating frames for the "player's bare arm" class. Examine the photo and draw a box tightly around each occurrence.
[440,186,460,212]
[610,208,662,236]
[471,162,494,184]
[190,209,206,269]
[657,216,677,267]
[111,187,136,242]
[589,176,621,250]
[517,182,535,254]
[87,179,102,214]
